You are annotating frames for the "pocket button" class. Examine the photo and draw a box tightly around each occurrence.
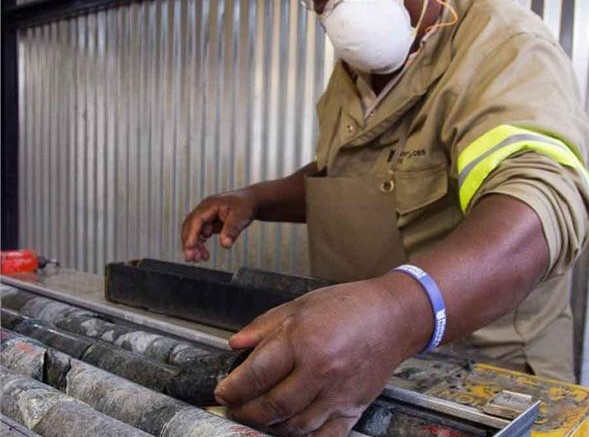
[380,180,394,193]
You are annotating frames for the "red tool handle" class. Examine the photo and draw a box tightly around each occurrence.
[0,249,40,275]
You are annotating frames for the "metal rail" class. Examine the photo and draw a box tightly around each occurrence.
[381,385,510,429]
[382,385,540,435]
[494,401,541,437]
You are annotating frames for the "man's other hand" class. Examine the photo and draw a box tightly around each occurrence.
[181,189,258,262]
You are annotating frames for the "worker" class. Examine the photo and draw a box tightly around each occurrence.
[181,0,589,435]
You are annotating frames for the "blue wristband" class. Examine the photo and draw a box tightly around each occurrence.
[392,264,446,352]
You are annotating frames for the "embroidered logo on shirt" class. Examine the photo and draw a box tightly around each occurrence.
[388,148,428,164]
[401,149,427,159]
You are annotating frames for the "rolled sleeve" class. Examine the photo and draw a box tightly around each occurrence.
[469,152,589,277]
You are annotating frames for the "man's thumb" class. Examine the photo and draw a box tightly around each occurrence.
[220,212,249,248]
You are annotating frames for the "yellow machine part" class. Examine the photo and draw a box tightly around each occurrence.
[426,364,589,436]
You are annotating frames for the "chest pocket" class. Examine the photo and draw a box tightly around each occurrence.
[393,165,448,215]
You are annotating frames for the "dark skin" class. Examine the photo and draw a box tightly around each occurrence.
[181,2,550,436]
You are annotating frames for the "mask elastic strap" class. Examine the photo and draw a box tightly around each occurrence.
[425,0,458,33]
[410,0,431,38]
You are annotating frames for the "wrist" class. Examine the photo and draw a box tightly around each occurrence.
[392,265,446,352]
[232,186,261,220]
[251,179,286,221]
[371,271,435,357]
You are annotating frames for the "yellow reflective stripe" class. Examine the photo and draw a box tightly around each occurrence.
[458,125,587,169]
[457,125,589,212]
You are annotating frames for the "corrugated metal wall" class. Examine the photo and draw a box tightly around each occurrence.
[15,0,589,274]
[18,0,332,275]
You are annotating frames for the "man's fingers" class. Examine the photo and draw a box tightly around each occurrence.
[229,305,292,350]
[184,238,209,262]
[219,206,250,248]
[183,216,206,251]
[200,220,222,238]
[215,334,294,406]
[268,397,331,436]
[270,399,363,437]
[183,248,198,262]
[310,416,358,437]
[182,206,220,250]
[201,222,214,238]
[227,369,321,428]
[182,207,224,262]
[194,237,210,261]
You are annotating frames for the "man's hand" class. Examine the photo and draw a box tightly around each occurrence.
[181,162,316,262]
[182,189,258,262]
[214,278,431,437]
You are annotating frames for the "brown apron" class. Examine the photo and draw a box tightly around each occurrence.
[306,173,406,282]
[306,132,408,282]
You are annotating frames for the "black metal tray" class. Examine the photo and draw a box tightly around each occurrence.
[105,259,332,332]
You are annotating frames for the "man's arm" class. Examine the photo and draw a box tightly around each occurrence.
[213,193,548,437]
[253,162,317,223]
[182,162,316,262]
[405,193,548,342]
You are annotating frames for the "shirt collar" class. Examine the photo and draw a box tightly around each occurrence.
[350,17,444,118]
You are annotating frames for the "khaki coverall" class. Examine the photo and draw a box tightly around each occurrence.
[305,0,589,382]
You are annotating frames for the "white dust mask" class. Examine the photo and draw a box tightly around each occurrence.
[319,0,425,74]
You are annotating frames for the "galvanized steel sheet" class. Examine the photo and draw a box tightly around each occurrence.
[18,0,328,275]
